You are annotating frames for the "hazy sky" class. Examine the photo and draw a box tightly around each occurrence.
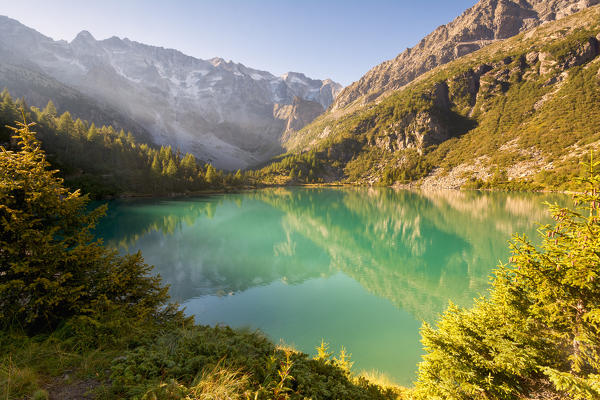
[1,0,477,85]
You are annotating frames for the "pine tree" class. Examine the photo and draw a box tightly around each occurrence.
[74,118,87,139]
[416,157,600,399]
[508,157,600,399]
[180,153,197,177]
[57,111,75,135]
[234,169,243,185]
[151,153,161,176]
[87,122,99,142]
[0,116,172,331]
[164,158,177,177]
[42,100,57,118]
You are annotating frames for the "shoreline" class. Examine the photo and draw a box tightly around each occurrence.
[101,181,575,201]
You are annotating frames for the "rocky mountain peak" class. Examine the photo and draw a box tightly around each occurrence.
[209,57,229,67]
[332,0,600,110]
[102,36,126,47]
[0,17,342,170]
[282,71,309,81]
[72,30,96,43]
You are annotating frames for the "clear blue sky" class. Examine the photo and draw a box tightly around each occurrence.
[1,0,477,86]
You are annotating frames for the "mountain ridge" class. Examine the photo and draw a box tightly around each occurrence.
[331,0,600,111]
[260,4,600,190]
[0,15,342,169]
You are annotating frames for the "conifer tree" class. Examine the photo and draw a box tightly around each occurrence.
[42,100,57,118]
[234,169,243,184]
[151,153,161,176]
[416,157,600,399]
[87,122,99,142]
[0,116,171,331]
[180,153,197,177]
[205,164,218,185]
[57,111,75,135]
[74,118,87,139]
[164,158,177,177]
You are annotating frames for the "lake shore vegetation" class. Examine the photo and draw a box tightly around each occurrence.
[0,118,402,399]
[2,116,599,398]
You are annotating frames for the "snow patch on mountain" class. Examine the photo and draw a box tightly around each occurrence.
[0,15,343,169]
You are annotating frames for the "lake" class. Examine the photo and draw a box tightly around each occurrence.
[94,188,567,386]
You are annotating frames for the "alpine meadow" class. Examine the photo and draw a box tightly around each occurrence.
[1,1,600,399]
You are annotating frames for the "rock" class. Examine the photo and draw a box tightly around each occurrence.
[277,97,325,143]
[455,43,481,58]
[372,109,450,153]
[474,63,494,76]
[409,112,450,148]
[561,37,600,68]
[431,81,450,109]
[331,0,599,110]
[526,51,539,65]
[375,135,397,152]
[0,16,343,170]
[539,52,557,74]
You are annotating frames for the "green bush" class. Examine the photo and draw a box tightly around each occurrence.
[0,118,178,333]
[415,160,600,399]
[111,325,399,400]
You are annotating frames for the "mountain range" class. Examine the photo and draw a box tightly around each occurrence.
[0,15,341,169]
[331,0,600,111]
[274,0,600,190]
[2,0,599,187]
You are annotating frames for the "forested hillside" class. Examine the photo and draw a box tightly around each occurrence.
[0,90,249,197]
[264,6,600,191]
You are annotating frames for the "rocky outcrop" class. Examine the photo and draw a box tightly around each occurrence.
[562,36,600,67]
[373,111,450,153]
[0,16,342,169]
[332,0,600,110]
[355,22,600,181]
[276,97,325,144]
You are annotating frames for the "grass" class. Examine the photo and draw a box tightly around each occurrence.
[0,359,41,400]
[0,330,118,399]
[0,325,405,400]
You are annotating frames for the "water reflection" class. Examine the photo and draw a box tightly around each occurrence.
[97,188,566,322]
[95,188,567,383]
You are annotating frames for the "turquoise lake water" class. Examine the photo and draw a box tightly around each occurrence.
[94,188,567,386]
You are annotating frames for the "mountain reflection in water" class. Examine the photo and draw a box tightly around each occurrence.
[95,188,567,384]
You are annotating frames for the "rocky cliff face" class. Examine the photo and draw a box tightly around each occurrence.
[270,5,600,189]
[0,16,342,169]
[274,97,326,144]
[332,0,600,110]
